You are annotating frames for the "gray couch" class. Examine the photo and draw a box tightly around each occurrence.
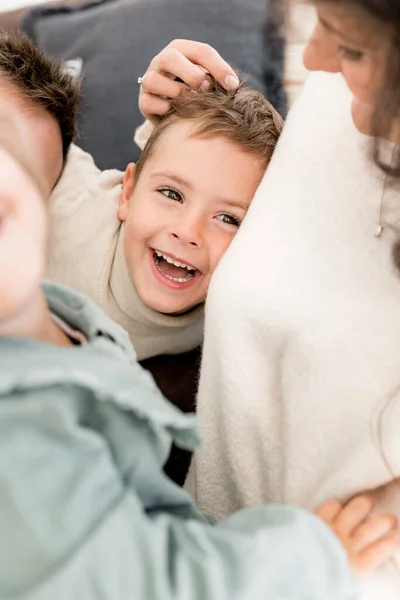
[22,0,286,170]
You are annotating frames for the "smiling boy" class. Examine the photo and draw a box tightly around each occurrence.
[48,81,282,359]
[118,111,267,316]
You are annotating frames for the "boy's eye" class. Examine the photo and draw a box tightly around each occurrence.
[216,213,240,227]
[338,46,364,61]
[159,188,183,202]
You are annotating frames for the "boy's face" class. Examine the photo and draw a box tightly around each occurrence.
[118,120,264,315]
[0,146,47,323]
[0,81,63,198]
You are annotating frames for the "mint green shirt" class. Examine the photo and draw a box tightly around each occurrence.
[0,281,357,600]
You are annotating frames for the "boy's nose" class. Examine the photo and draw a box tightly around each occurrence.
[303,22,341,73]
[169,215,205,248]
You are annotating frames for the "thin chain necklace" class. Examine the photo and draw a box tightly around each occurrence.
[375,144,397,238]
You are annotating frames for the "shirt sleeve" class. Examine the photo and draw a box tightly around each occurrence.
[0,387,357,600]
[9,473,357,600]
[62,494,357,600]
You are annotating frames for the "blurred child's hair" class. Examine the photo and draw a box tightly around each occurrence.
[0,32,79,159]
[135,77,284,181]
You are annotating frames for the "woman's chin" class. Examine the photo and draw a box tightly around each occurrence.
[351,98,375,137]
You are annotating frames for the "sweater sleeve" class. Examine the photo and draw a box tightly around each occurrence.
[101,496,358,600]
[50,144,123,210]
[0,406,356,600]
[51,144,102,204]
[0,378,356,600]
[29,491,357,600]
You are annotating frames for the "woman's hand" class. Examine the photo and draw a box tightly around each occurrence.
[316,495,400,578]
[139,39,239,124]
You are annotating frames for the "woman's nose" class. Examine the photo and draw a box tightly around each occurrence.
[303,22,341,73]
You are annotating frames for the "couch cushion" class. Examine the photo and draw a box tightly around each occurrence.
[0,1,89,34]
[23,0,285,170]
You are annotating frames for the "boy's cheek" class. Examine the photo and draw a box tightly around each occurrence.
[210,235,236,274]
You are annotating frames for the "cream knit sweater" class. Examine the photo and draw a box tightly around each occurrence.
[47,145,203,360]
[188,73,400,598]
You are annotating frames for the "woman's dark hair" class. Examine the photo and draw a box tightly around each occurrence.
[313,0,400,269]
[314,0,400,177]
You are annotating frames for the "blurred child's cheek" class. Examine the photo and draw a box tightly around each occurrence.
[0,216,46,322]
[0,148,48,322]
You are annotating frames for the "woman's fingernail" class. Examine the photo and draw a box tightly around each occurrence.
[201,79,211,91]
[224,74,239,90]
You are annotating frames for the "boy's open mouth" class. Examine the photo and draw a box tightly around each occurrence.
[152,250,197,283]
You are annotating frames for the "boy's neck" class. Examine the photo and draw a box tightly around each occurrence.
[0,286,72,346]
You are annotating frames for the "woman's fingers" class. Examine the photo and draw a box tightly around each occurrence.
[139,94,172,121]
[334,495,374,538]
[315,499,342,525]
[351,514,398,552]
[141,70,187,99]
[148,39,239,91]
[138,39,239,122]
[149,46,209,90]
[353,534,400,577]
[164,39,239,90]
[316,494,400,578]
[140,47,206,121]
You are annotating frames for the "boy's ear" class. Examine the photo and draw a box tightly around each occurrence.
[118,162,136,221]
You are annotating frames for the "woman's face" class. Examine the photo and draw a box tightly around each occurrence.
[303,3,390,111]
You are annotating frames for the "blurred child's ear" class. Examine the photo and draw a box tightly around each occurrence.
[118,163,136,221]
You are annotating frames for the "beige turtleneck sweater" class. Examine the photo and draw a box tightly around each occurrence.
[47,144,203,360]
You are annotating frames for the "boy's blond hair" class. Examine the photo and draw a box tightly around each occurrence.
[135,78,283,181]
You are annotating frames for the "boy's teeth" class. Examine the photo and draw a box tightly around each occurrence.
[155,251,195,271]
[162,272,194,283]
